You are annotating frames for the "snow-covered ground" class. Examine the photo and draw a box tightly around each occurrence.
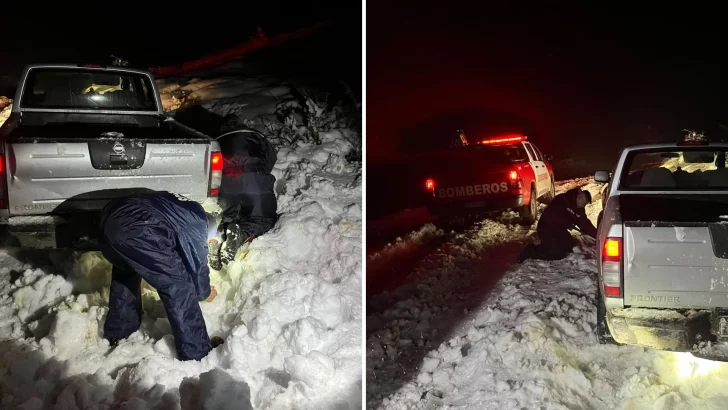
[0,74,362,409]
[366,179,728,410]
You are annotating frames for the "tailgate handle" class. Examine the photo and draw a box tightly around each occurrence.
[110,154,128,165]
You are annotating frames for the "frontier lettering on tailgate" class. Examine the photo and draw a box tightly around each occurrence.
[438,182,509,198]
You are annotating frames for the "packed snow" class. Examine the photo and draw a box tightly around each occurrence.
[366,178,728,410]
[0,96,11,127]
[0,74,362,409]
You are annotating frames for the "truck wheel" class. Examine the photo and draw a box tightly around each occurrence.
[597,210,604,228]
[596,290,619,345]
[519,185,537,226]
[544,176,556,203]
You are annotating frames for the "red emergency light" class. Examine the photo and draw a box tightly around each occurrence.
[478,134,527,145]
[425,178,435,190]
[211,152,223,172]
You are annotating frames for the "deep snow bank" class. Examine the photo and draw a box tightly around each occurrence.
[0,76,362,409]
[368,177,728,410]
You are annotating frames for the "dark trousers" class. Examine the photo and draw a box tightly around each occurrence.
[530,224,576,261]
[218,171,277,239]
[101,207,211,361]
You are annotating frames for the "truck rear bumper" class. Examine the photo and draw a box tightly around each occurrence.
[427,195,524,215]
[607,307,728,359]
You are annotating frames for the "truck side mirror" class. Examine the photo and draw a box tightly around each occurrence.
[594,170,610,183]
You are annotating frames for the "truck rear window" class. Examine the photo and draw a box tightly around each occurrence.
[20,68,157,112]
[620,147,728,190]
[468,145,529,162]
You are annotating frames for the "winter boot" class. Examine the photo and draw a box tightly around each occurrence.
[517,243,535,264]
[220,223,246,266]
[208,239,223,271]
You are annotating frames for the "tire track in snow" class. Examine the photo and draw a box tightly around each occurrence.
[367,223,450,300]
[366,215,533,409]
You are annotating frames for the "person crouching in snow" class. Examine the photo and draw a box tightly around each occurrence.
[208,127,278,270]
[517,188,597,263]
[99,190,223,361]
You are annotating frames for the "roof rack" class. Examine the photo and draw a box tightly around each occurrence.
[678,130,709,146]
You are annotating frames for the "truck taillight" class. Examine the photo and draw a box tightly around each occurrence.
[508,169,523,190]
[211,152,223,172]
[209,151,222,197]
[602,237,622,297]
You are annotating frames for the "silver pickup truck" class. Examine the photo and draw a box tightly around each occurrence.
[594,133,728,359]
[0,64,222,248]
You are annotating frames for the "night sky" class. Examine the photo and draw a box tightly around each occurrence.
[367,4,728,166]
[0,2,361,91]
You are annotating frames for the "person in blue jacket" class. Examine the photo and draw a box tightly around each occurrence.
[99,190,222,361]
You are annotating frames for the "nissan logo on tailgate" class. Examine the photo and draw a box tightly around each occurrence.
[113,142,125,155]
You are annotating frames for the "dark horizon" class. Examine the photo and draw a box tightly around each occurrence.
[367,5,728,164]
[0,2,361,90]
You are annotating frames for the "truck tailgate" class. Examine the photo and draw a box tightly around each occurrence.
[431,150,522,199]
[6,140,212,215]
[624,222,728,308]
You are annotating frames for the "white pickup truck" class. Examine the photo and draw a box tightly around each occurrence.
[0,64,222,248]
[595,133,728,360]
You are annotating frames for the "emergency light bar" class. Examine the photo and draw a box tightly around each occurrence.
[478,134,527,145]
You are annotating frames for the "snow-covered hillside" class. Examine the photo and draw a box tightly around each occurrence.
[0,75,362,409]
[366,180,728,410]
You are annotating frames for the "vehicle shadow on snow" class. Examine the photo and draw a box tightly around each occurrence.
[366,214,533,409]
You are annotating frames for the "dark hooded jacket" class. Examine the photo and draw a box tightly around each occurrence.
[100,191,211,300]
[538,188,597,237]
[215,129,277,238]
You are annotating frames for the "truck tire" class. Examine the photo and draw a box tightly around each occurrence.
[596,290,619,345]
[597,210,604,228]
[544,176,556,203]
[519,185,537,226]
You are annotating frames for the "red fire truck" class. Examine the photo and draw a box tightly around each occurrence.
[424,134,555,225]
